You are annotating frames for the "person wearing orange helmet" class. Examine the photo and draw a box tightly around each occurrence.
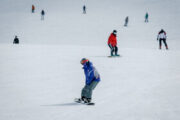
[76,58,100,104]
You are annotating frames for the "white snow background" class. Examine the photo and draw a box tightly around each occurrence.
[0,0,180,120]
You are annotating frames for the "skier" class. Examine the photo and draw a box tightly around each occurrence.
[41,10,45,20]
[145,12,149,22]
[124,16,129,27]
[32,5,35,13]
[76,58,100,104]
[157,29,168,50]
[13,36,19,44]
[107,30,120,56]
[83,5,86,14]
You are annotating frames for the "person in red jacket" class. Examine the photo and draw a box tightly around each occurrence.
[32,5,35,13]
[108,30,119,56]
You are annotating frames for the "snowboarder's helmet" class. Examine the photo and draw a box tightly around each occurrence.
[80,58,89,65]
[113,30,117,34]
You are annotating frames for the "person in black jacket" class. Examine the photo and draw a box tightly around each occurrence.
[83,5,86,14]
[13,36,19,44]
[41,10,45,20]
[145,12,149,22]
[124,16,129,27]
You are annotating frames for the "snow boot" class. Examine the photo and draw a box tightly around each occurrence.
[159,46,161,49]
[81,96,86,102]
[84,98,91,103]
[115,54,120,56]
[166,46,168,50]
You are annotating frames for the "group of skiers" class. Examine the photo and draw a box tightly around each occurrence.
[79,28,168,104]
[78,30,168,104]
[12,5,169,104]
[77,28,168,104]
[31,5,45,20]
[124,12,149,27]
[13,5,45,44]
[105,28,168,57]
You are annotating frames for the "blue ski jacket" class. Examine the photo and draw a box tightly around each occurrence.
[83,62,100,85]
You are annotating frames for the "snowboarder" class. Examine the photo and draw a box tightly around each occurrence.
[157,29,168,50]
[32,5,35,13]
[83,5,86,14]
[13,36,19,44]
[77,58,100,104]
[124,16,129,27]
[145,12,149,22]
[108,30,120,56]
[41,10,45,20]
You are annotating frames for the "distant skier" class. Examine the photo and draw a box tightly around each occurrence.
[13,36,19,44]
[41,10,45,20]
[32,5,35,13]
[124,16,129,27]
[157,29,168,50]
[145,12,149,22]
[108,30,120,56]
[76,58,100,104]
[83,5,86,14]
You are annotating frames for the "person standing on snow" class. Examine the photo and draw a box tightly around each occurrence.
[145,12,149,22]
[83,5,86,14]
[108,30,120,56]
[124,16,129,27]
[13,36,19,44]
[77,58,100,103]
[157,29,168,50]
[41,10,45,20]
[32,5,35,13]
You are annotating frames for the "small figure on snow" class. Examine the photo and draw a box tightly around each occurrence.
[157,29,168,50]
[108,30,120,56]
[13,36,19,44]
[145,12,149,22]
[32,5,35,13]
[41,10,45,20]
[124,16,129,27]
[83,5,86,14]
[77,58,100,104]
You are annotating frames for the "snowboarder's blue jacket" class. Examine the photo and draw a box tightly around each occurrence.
[83,61,100,85]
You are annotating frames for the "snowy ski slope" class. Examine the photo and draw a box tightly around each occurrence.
[0,0,180,120]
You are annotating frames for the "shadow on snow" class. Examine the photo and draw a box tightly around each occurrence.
[41,102,83,107]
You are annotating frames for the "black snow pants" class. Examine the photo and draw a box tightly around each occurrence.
[108,44,118,56]
[159,38,168,49]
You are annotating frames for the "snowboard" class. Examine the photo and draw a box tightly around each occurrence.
[74,98,95,105]
[108,55,120,57]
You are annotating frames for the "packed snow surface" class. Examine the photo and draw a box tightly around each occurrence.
[0,0,180,120]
